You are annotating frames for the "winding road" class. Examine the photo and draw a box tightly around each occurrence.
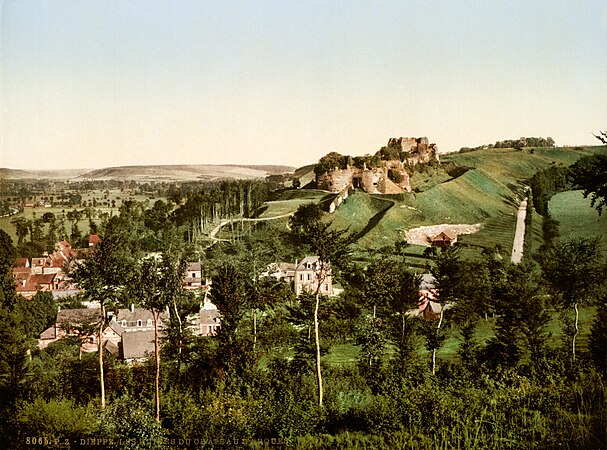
[511,197,528,263]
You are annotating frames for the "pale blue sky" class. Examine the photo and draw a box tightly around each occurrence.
[2,0,606,170]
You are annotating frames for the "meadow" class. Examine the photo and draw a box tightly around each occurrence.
[549,190,606,244]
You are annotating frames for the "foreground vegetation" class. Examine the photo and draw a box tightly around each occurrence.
[0,144,606,449]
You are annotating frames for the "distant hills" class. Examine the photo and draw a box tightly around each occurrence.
[0,164,296,181]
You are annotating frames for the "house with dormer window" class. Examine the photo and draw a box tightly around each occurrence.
[293,256,333,297]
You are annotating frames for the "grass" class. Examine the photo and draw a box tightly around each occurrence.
[330,146,606,253]
[320,306,597,368]
[259,190,329,217]
[0,188,165,244]
[549,190,606,244]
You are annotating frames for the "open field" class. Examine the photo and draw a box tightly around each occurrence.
[549,190,606,243]
[1,164,295,181]
[259,190,331,217]
[0,189,165,244]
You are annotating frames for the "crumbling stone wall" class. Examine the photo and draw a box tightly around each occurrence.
[387,137,439,166]
[317,168,353,192]
[316,136,438,194]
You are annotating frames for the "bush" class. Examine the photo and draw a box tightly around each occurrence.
[15,398,99,444]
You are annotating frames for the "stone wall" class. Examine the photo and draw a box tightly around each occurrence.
[387,136,439,166]
[316,136,438,195]
[317,168,353,192]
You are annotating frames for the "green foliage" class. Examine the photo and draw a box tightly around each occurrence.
[314,152,349,175]
[570,153,607,215]
[540,237,605,308]
[15,398,99,444]
[14,291,57,339]
[100,395,165,449]
[590,304,607,377]
[529,164,570,216]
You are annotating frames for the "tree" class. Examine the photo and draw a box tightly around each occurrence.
[589,297,607,376]
[362,258,421,371]
[11,217,29,245]
[289,203,352,406]
[483,262,547,372]
[69,236,129,410]
[592,130,607,145]
[132,253,185,422]
[210,262,257,388]
[428,246,463,374]
[540,237,605,361]
[570,154,607,216]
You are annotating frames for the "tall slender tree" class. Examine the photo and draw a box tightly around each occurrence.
[69,236,129,410]
[289,203,352,406]
[540,237,604,361]
[132,253,185,422]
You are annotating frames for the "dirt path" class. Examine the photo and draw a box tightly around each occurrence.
[404,223,482,246]
[208,212,295,242]
[511,198,528,263]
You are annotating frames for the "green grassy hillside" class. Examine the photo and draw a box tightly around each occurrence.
[331,146,606,251]
[549,190,607,243]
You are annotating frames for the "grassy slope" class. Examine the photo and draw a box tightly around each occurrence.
[259,190,331,217]
[549,190,607,242]
[332,146,606,251]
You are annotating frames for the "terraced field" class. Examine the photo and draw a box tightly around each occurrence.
[333,146,606,251]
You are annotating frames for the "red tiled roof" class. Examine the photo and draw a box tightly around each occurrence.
[30,273,56,285]
[15,258,29,268]
[89,234,101,245]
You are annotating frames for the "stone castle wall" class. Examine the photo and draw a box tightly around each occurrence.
[316,136,438,194]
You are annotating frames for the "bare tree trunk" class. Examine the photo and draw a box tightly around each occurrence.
[98,303,105,409]
[314,291,323,407]
[154,310,161,422]
[573,302,579,361]
[252,308,257,352]
[173,301,183,381]
[432,308,445,375]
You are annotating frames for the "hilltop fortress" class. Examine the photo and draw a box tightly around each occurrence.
[315,137,439,194]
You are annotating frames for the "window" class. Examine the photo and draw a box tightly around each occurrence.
[147,319,152,327]
[300,274,303,281]
[121,320,126,327]
[325,284,329,292]
[137,320,142,327]
[307,274,311,281]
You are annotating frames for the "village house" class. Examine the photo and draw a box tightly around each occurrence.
[114,305,168,333]
[189,299,222,337]
[430,230,457,248]
[15,258,29,268]
[261,262,296,284]
[294,256,333,297]
[261,257,333,297]
[412,274,452,320]
[88,234,101,247]
[121,331,157,363]
[183,262,205,290]
[38,307,102,351]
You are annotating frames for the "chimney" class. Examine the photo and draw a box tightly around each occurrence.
[130,304,135,313]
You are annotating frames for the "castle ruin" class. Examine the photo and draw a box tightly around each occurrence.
[316,137,439,194]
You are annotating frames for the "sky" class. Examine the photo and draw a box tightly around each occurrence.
[1,0,606,170]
